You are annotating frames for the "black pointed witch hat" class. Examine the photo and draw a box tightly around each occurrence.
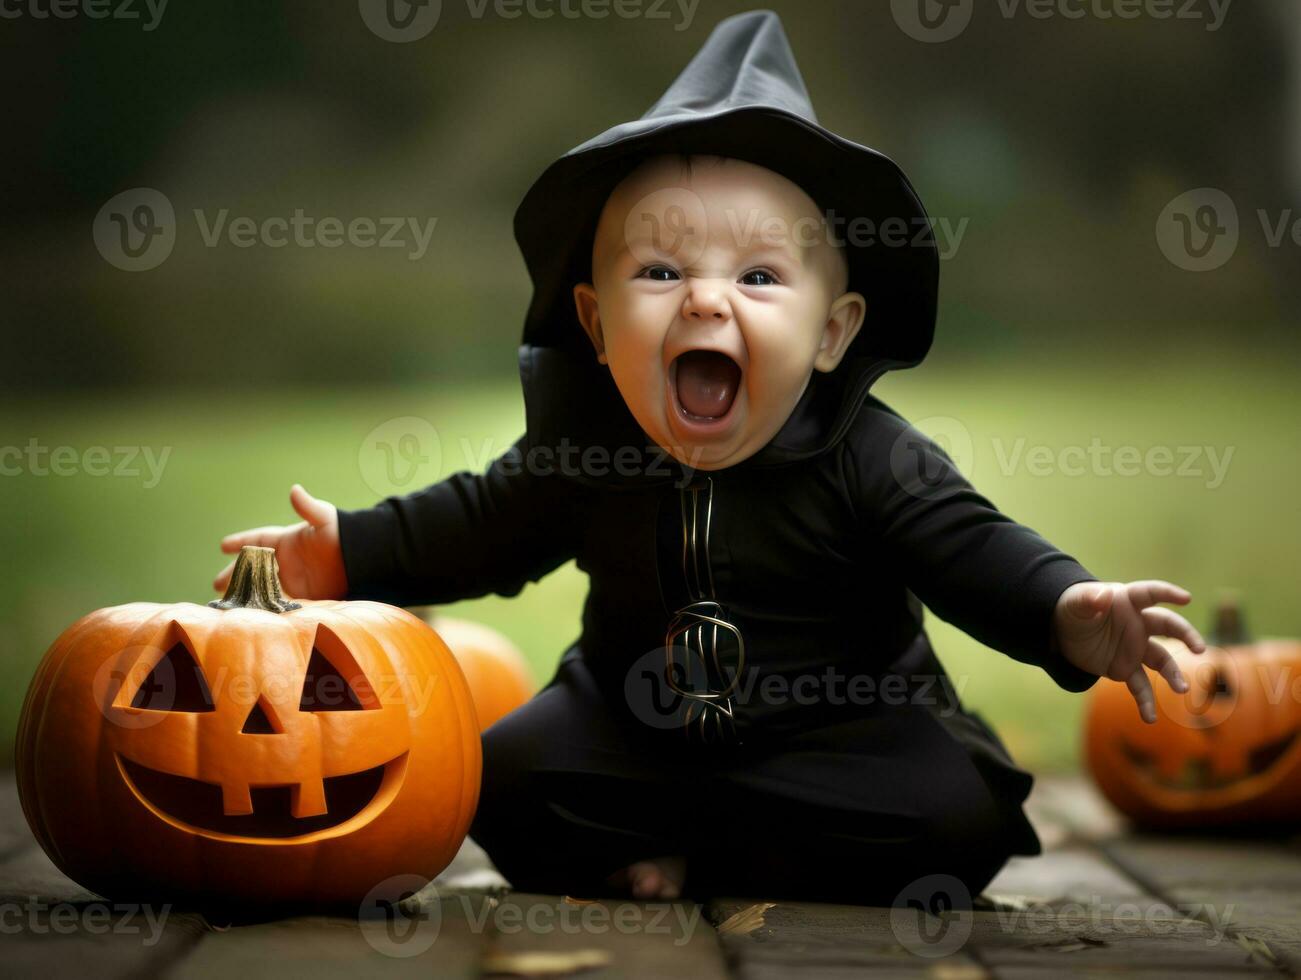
[513,9,938,477]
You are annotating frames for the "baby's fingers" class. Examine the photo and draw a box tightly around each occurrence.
[220,526,287,553]
[1143,638,1188,695]
[213,559,235,593]
[1125,580,1192,610]
[1141,606,1206,653]
[1126,665,1158,724]
[290,484,335,528]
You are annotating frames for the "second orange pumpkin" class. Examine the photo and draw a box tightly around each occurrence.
[424,614,535,731]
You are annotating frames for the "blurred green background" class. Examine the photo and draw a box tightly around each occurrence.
[2,0,1298,772]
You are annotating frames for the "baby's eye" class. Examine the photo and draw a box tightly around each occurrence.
[638,265,681,282]
[739,268,779,286]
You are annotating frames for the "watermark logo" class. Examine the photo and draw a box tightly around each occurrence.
[1157,188,1301,272]
[358,416,444,497]
[359,875,441,957]
[358,0,442,43]
[889,416,975,502]
[890,874,973,957]
[94,188,176,272]
[1156,188,1239,272]
[625,186,710,272]
[93,648,175,730]
[624,646,699,731]
[1152,648,1242,730]
[891,0,974,43]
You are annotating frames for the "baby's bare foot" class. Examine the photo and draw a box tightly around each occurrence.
[606,855,687,900]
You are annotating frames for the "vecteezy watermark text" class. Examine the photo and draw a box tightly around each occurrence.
[624,187,969,265]
[93,188,438,271]
[990,895,1236,945]
[357,416,707,498]
[0,0,169,31]
[0,898,171,943]
[94,652,446,729]
[890,418,1235,500]
[358,0,700,43]
[891,0,1231,43]
[358,882,702,958]
[193,210,436,259]
[1,440,171,488]
[992,437,1234,489]
[625,650,972,731]
[889,874,1236,958]
[471,895,701,944]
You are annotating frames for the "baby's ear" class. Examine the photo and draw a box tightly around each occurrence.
[813,291,866,373]
[572,282,608,365]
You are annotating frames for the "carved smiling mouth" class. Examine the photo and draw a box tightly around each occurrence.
[117,753,407,841]
[670,349,742,424]
[1120,730,1297,790]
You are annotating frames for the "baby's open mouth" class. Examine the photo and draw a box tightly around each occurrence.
[672,349,742,421]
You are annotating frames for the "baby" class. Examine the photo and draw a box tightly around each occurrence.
[215,11,1204,905]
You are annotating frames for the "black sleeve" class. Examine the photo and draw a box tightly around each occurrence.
[335,435,583,607]
[845,403,1100,693]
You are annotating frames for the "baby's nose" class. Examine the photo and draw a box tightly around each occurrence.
[681,281,731,321]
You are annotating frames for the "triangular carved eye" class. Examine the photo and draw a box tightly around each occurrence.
[131,641,215,712]
[299,625,379,711]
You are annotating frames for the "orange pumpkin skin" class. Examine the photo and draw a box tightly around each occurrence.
[427,615,534,731]
[17,577,481,908]
[1085,636,1301,829]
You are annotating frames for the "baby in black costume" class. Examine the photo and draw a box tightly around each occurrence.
[216,11,1205,905]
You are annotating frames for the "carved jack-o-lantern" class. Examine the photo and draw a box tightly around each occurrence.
[16,547,481,907]
[423,613,534,731]
[1085,599,1301,828]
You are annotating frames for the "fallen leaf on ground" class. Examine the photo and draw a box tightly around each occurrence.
[482,949,612,976]
[1026,935,1107,953]
[926,963,988,980]
[717,902,777,935]
[1236,933,1278,967]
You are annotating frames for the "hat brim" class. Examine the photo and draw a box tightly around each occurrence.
[513,105,939,368]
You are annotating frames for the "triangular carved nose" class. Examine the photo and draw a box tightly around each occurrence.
[241,699,279,734]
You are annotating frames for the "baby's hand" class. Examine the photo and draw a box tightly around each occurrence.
[1054,580,1207,724]
[213,484,347,600]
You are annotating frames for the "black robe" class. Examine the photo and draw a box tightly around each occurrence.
[335,359,1101,903]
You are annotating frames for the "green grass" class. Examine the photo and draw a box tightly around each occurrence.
[2,351,1296,772]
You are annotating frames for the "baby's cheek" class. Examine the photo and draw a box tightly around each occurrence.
[744,358,811,436]
[607,325,661,385]
[748,323,819,389]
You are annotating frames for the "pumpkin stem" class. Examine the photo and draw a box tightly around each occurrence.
[1208,591,1248,646]
[209,546,301,613]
